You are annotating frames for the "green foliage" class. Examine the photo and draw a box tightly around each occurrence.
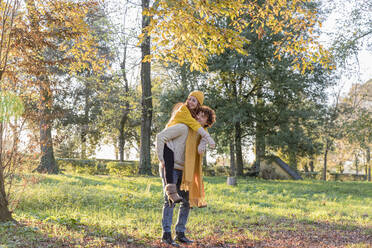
[0,91,24,122]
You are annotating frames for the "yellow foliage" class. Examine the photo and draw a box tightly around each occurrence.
[141,0,333,73]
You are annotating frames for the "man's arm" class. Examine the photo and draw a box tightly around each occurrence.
[169,104,215,148]
[198,137,208,154]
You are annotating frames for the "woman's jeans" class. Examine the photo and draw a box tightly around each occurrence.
[160,167,190,233]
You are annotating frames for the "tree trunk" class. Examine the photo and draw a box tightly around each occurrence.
[228,139,237,186]
[0,182,13,222]
[309,160,314,172]
[138,0,152,175]
[81,84,89,159]
[0,124,14,222]
[229,139,236,177]
[35,80,58,174]
[0,0,19,222]
[81,124,87,159]
[235,122,243,176]
[255,124,265,172]
[322,139,329,181]
[367,146,371,182]
[119,123,125,162]
[289,150,297,170]
[304,162,309,172]
[354,153,359,175]
[254,87,265,172]
[114,139,118,160]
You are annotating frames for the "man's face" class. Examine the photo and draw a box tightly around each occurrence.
[196,112,208,127]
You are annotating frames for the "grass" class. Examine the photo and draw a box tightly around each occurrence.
[1,173,371,247]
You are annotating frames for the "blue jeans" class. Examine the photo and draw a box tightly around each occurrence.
[160,167,190,233]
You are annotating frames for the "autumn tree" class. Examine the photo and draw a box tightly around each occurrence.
[12,0,104,173]
[105,3,142,162]
[54,7,114,159]
[0,0,22,222]
[0,92,24,222]
[137,0,333,176]
[343,80,372,180]
[144,0,332,72]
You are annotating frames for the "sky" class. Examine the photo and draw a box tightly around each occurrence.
[319,0,372,96]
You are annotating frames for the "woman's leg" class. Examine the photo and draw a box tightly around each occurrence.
[163,144,183,204]
[163,144,174,184]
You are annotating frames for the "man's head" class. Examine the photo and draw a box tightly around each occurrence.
[197,106,216,128]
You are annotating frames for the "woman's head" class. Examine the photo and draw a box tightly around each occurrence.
[186,91,204,117]
[187,91,204,107]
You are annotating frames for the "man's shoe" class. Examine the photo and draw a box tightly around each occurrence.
[162,232,179,247]
[175,232,194,244]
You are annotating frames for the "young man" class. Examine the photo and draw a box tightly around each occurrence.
[156,106,216,246]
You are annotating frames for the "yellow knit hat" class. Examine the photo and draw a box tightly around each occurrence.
[188,91,204,105]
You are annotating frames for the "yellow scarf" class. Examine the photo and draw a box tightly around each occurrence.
[167,104,207,208]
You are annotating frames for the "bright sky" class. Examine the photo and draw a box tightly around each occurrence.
[319,0,372,95]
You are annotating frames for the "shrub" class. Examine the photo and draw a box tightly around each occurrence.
[53,158,160,177]
[204,165,228,176]
[106,161,137,177]
[56,158,108,175]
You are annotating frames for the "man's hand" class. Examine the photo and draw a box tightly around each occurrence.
[206,136,215,149]
[160,161,165,168]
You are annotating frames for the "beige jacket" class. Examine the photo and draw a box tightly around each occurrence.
[156,123,189,170]
[156,123,207,170]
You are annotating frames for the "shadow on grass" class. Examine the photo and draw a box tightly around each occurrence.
[255,179,372,199]
[0,219,147,248]
[188,204,372,248]
[36,173,163,192]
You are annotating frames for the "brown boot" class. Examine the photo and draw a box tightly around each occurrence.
[165,184,183,204]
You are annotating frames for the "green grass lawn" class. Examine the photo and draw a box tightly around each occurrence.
[1,173,371,247]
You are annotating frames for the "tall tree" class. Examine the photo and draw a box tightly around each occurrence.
[55,7,114,159]
[343,80,372,180]
[0,0,21,222]
[13,0,103,173]
[204,0,333,174]
[0,92,23,222]
[138,0,152,174]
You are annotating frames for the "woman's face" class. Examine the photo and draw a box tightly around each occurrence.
[187,96,199,110]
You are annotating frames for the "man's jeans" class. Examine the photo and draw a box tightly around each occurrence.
[160,167,190,233]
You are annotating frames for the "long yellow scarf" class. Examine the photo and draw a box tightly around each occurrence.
[181,129,207,208]
[166,104,207,208]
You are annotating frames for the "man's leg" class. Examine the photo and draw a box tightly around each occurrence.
[174,169,193,244]
[160,167,179,247]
